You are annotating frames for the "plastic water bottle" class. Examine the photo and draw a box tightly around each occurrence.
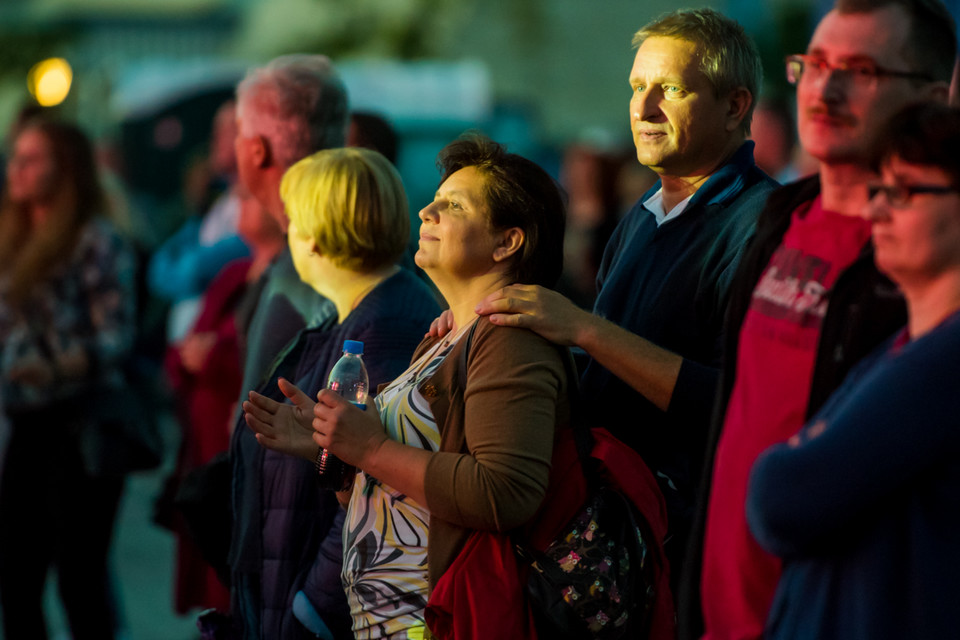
[317,340,368,491]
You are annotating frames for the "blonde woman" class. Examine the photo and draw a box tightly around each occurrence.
[230,147,440,640]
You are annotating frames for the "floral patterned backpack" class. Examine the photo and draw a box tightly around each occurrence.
[454,323,673,639]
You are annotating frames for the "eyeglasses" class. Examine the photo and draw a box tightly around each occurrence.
[867,183,960,207]
[785,54,934,91]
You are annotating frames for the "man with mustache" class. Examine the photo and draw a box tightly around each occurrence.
[683,1,956,638]
[477,8,776,581]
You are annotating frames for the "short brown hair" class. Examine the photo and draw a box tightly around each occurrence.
[437,134,566,288]
[871,102,960,185]
[834,0,957,83]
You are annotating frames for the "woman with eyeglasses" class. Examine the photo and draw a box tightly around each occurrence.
[746,101,960,639]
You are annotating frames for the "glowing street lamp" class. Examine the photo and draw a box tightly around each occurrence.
[27,58,73,107]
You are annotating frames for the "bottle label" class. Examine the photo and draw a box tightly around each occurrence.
[349,401,367,412]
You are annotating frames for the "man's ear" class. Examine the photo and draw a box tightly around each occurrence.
[250,134,269,168]
[725,87,753,133]
[492,227,525,263]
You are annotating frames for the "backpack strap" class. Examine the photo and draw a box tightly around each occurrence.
[559,350,601,492]
[456,319,479,387]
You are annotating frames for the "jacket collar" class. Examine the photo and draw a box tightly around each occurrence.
[639,140,763,216]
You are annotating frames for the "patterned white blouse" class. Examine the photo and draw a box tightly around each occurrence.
[341,333,463,640]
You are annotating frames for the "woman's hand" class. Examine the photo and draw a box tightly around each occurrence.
[426,309,455,339]
[312,389,388,470]
[475,284,586,346]
[243,377,318,460]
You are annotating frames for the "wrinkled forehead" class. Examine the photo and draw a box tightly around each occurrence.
[630,36,705,83]
[808,7,912,68]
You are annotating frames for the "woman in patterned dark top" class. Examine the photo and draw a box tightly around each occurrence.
[0,119,137,639]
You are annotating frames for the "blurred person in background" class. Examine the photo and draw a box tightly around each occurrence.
[244,134,569,639]
[747,100,960,640]
[229,54,347,410]
[148,99,250,343]
[348,111,399,166]
[750,98,801,183]
[163,188,285,614]
[751,98,821,183]
[615,155,660,215]
[0,104,45,183]
[229,54,351,640]
[557,140,638,308]
[0,119,137,639]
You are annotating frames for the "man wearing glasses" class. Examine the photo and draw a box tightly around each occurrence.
[682,1,956,638]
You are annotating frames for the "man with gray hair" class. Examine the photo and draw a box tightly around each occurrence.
[475,8,776,581]
[228,54,351,639]
[233,54,347,387]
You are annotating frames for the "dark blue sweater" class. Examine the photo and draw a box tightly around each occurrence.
[747,310,960,640]
[230,268,440,639]
[582,141,776,540]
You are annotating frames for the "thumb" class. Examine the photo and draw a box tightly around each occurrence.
[315,387,346,409]
[278,377,312,408]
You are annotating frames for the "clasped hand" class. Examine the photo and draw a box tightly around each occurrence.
[243,377,387,469]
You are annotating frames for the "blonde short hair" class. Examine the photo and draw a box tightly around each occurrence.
[281,147,409,272]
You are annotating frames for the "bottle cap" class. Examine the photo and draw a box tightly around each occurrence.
[342,340,364,355]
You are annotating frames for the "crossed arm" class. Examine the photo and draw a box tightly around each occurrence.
[746,337,960,557]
